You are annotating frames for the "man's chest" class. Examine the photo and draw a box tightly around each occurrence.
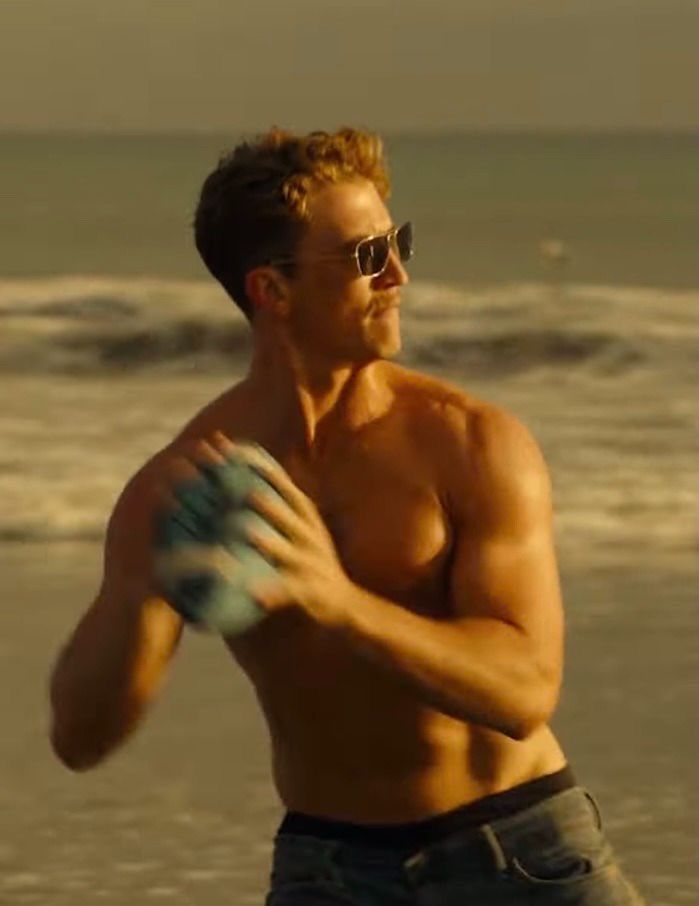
[282,438,455,612]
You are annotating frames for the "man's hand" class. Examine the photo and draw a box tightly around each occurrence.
[211,432,354,630]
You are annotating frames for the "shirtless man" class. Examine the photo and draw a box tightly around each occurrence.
[49,127,643,904]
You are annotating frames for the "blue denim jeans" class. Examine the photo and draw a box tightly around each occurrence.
[265,787,645,904]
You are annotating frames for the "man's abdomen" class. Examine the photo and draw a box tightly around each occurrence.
[266,698,568,823]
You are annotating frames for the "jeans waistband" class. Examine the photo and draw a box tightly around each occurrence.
[277,765,576,852]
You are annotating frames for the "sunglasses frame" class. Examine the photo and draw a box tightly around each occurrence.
[269,221,413,278]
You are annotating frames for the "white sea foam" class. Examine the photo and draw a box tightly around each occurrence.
[0,276,696,571]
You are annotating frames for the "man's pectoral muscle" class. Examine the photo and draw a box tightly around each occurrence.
[334,404,564,741]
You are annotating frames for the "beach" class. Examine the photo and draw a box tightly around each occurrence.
[1,541,696,904]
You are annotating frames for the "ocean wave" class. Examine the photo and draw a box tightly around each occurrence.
[58,319,253,372]
[408,329,645,376]
[0,272,696,571]
[0,276,695,378]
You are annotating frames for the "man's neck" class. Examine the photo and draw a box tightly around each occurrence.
[243,334,391,461]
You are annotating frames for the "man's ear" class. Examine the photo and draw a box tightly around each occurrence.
[245,267,289,316]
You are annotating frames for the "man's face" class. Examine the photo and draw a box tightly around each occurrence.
[281,178,409,366]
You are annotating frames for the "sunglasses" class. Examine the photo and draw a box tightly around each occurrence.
[270,221,413,278]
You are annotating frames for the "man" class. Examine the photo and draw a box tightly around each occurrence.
[49,127,643,904]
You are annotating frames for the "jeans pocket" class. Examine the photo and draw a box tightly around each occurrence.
[507,789,615,888]
[510,850,613,886]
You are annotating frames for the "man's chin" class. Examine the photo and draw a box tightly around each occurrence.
[367,337,402,361]
[349,344,400,367]
[334,328,402,366]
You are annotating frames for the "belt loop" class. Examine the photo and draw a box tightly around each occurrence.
[481,824,509,874]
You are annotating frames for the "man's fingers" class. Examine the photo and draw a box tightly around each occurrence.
[192,437,227,466]
[162,438,227,486]
[210,433,282,478]
[155,544,242,583]
[210,433,296,501]
[212,430,238,456]
[237,448,313,520]
[247,575,293,611]
[246,487,307,544]
[245,522,297,565]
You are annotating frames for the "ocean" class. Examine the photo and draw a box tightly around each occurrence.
[1,132,697,287]
[0,131,697,904]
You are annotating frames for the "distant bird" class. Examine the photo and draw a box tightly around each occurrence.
[539,238,570,267]
[539,239,571,298]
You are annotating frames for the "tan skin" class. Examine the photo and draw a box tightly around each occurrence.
[49,178,567,822]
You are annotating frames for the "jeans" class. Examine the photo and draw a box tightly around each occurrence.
[265,786,645,904]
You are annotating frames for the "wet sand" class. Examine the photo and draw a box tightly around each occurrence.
[0,543,696,904]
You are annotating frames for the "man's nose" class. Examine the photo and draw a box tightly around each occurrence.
[373,246,410,289]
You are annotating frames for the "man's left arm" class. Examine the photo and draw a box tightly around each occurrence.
[334,406,565,741]
[225,416,564,741]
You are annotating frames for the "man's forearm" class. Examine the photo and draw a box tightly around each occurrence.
[334,583,557,740]
[49,595,182,770]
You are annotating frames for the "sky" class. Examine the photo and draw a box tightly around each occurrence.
[0,0,696,133]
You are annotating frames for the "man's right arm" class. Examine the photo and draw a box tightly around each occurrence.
[49,450,185,771]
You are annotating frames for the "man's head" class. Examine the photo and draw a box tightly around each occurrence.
[193,127,410,364]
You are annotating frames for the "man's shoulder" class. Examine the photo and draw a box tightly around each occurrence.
[388,364,548,511]
[387,362,521,442]
[102,382,248,588]
[172,380,249,446]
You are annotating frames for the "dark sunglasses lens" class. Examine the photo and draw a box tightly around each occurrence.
[357,223,413,275]
[358,237,390,276]
[396,222,413,262]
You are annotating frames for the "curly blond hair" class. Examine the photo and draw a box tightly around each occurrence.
[193,126,391,321]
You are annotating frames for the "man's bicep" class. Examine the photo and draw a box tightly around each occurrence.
[449,520,564,647]
[447,407,564,683]
[98,450,172,608]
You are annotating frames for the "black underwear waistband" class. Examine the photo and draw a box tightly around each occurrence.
[277,764,576,851]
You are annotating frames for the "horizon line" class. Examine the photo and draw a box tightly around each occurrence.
[1,125,697,139]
